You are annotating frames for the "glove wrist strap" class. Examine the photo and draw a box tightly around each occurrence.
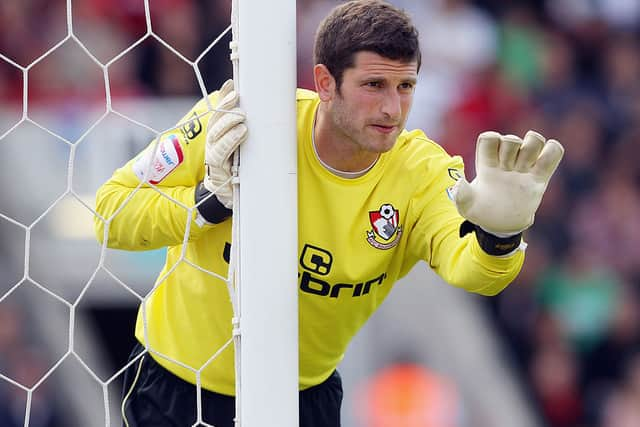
[194,181,232,224]
[460,220,522,256]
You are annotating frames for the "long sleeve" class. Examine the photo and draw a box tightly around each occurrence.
[94,93,223,250]
[404,136,525,296]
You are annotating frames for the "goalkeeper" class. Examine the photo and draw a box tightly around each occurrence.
[95,1,564,426]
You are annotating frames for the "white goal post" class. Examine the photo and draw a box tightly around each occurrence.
[234,0,299,426]
[0,0,298,424]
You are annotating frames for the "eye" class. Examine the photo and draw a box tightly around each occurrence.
[365,81,382,88]
[399,82,414,91]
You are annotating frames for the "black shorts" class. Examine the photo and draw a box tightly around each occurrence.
[121,342,342,427]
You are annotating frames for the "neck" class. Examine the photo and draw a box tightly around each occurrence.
[313,137,377,178]
[313,104,379,172]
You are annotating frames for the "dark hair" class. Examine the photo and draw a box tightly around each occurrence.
[314,0,421,90]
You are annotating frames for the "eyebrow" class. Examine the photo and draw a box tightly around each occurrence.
[361,75,418,84]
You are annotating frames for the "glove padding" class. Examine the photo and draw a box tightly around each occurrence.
[203,79,248,209]
[451,130,564,236]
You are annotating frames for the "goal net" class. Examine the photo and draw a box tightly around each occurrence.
[0,0,297,426]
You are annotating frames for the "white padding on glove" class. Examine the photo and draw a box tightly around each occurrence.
[451,130,564,236]
[203,79,248,209]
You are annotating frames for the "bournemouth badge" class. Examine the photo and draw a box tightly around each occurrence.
[366,204,402,250]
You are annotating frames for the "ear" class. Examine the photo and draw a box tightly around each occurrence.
[313,64,336,102]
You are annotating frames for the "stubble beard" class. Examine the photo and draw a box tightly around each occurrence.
[330,98,399,155]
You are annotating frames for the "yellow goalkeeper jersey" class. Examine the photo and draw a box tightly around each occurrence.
[95,88,524,396]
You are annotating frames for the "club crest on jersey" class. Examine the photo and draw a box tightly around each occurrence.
[366,204,402,250]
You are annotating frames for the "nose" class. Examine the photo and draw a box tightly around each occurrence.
[380,88,401,120]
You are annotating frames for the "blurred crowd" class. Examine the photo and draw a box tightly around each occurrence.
[0,0,232,104]
[370,1,640,427]
[2,0,640,426]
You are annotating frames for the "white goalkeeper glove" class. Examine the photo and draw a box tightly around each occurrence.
[203,79,248,209]
[451,130,564,237]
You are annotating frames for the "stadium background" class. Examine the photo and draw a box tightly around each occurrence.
[1,0,639,426]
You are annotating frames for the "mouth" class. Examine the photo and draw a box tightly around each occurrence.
[369,124,397,134]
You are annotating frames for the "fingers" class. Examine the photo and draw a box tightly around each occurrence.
[216,124,249,163]
[217,79,235,105]
[476,132,522,171]
[206,122,248,167]
[212,80,239,122]
[217,85,239,112]
[476,130,563,179]
[208,107,246,141]
[532,139,564,181]
[476,131,501,169]
[206,107,248,167]
[498,135,523,170]
[203,79,247,207]
[515,130,545,172]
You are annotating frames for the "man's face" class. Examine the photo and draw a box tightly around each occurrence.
[328,51,418,154]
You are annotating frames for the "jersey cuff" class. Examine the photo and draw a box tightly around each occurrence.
[194,181,232,224]
[459,220,523,256]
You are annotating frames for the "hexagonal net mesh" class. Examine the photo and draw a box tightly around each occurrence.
[0,0,244,426]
